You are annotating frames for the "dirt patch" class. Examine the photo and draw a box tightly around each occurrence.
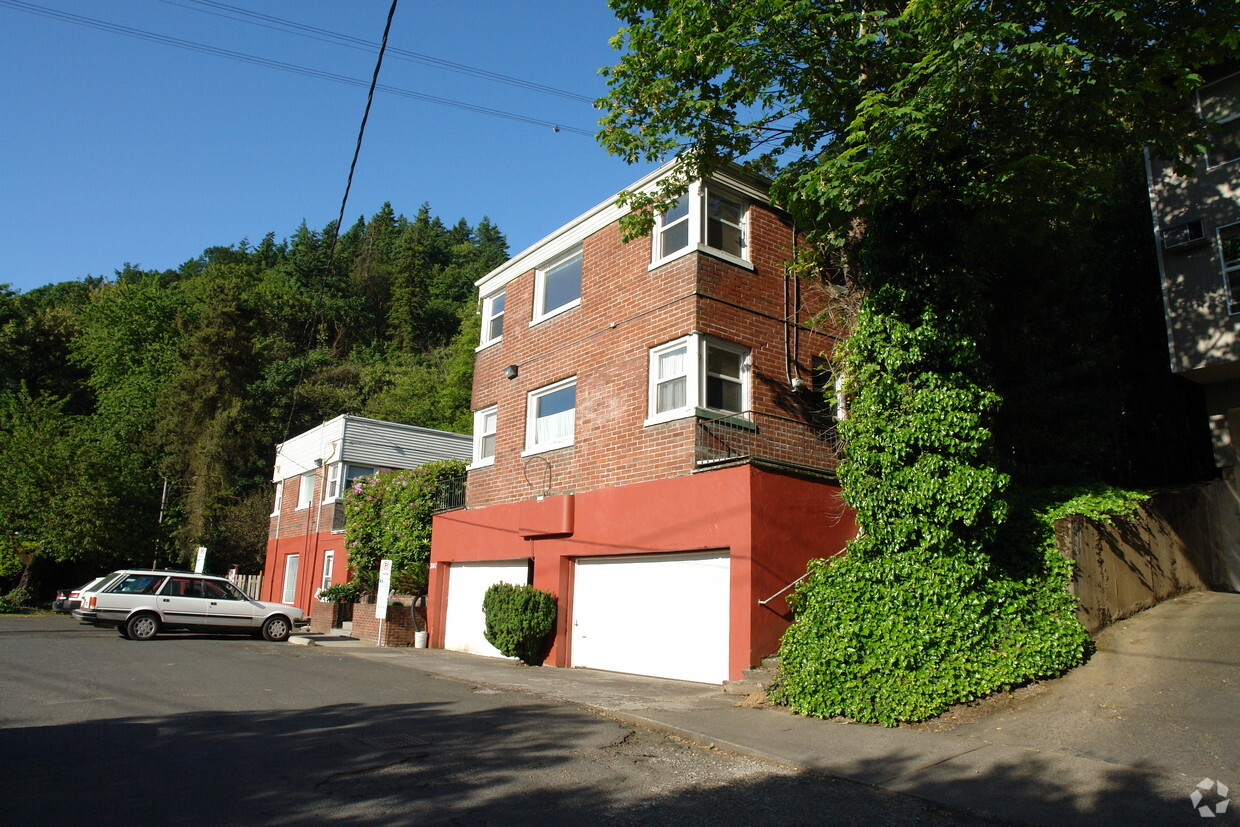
[907,682,1050,732]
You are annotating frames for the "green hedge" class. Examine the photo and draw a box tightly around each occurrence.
[482,583,556,665]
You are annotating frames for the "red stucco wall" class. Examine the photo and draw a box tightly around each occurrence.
[429,465,856,680]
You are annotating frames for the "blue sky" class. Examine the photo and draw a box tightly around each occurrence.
[0,0,657,293]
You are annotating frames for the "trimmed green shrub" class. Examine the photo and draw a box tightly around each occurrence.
[482,583,556,665]
[318,581,361,603]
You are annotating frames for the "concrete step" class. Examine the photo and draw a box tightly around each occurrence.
[722,664,778,695]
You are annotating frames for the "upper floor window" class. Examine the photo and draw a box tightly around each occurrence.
[533,248,582,323]
[323,462,341,502]
[652,182,750,268]
[480,289,505,348]
[525,377,576,454]
[296,470,315,510]
[646,334,750,425]
[1201,73,1240,169]
[343,465,376,495]
[272,479,283,515]
[1221,223,1240,315]
[471,405,498,468]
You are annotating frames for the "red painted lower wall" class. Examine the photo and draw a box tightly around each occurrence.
[261,531,348,614]
[429,465,856,681]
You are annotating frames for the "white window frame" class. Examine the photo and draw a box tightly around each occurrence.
[531,247,582,325]
[524,377,577,455]
[478,289,505,349]
[317,550,335,598]
[271,479,283,516]
[342,464,376,496]
[470,405,498,468]
[1221,223,1240,315]
[296,470,315,510]
[322,462,341,503]
[650,181,751,271]
[282,554,299,604]
[1200,72,1240,170]
[645,334,751,425]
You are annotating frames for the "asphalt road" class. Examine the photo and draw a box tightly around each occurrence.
[0,615,989,826]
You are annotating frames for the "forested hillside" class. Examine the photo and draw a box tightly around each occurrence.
[0,204,506,597]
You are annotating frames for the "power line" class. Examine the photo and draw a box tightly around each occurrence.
[159,0,597,105]
[0,0,594,135]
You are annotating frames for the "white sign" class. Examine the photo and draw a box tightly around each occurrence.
[375,559,393,620]
[194,546,207,573]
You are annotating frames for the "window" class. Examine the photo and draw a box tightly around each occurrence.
[323,462,341,502]
[272,479,283,515]
[343,465,375,494]
[646,335,750,424]
[533,248,582,322]
[1222,224,1240,315]
[319,550,335,598]
[1201,73,1240,169]
[282,555,299,604]
[525,378,576,453]
[296,471,315,510]
[651,182,749,267]
[480,289,505,347]
[810,357,847,427]
[657,194,692,259]
[472,406,498,467]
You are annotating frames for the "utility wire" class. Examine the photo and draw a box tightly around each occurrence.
[0,0,593,135]
[325,0,397,268]
[159,0,597,104]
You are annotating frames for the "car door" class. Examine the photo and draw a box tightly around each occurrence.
[157,576,212,628]
[203,579,261,630]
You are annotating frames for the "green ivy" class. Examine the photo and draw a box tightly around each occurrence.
[482,582,557,665]
[343,458,465,592]
[771,266,1147,726]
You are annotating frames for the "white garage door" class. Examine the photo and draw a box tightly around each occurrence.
[443,560,530,658]
[572,552,730,684]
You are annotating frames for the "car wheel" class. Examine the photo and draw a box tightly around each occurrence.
[117,624,130,639]
[261,615,291,642]
[125,613,159,641]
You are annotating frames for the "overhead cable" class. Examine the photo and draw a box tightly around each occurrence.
[0,0,593,135]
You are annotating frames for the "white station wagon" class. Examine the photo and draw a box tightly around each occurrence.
[74,569,308,642]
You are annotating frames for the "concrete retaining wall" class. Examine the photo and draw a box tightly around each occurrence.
[1057,478,1240,633]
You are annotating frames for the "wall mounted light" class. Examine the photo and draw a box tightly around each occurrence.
[504,364,519,380]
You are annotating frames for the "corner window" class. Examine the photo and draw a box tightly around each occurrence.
[323,462,341,502]
[525,378,576,453]
[472,406,498,467]
[480,289,505,347]
[296,470,315,510]
[533,248,582,322]
[272,479,283,515]
[343,465,375,495]
[1221,223,1240,315]
[651,182,750,268]
[1201,73,1240,169]
[646,335,750,425]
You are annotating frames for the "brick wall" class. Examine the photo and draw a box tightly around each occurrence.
[466,195,843,510]
[350,597,427,646]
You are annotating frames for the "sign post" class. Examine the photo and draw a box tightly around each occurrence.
[194,547,207,574]
[374,559,393,647]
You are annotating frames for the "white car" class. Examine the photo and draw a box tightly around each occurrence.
[74,569,308,642]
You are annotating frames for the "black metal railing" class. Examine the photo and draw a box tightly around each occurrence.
[695,411,841,475]
[432,474,467,513]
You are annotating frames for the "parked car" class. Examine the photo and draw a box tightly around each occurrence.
[73,569,308,642]
[53,576,108,613]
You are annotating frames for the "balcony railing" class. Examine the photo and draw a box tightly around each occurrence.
[432,474,467,513]
[695,411,841,476]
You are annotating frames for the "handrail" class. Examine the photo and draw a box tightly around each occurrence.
[758,569,813,606]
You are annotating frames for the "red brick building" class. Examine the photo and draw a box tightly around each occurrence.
[262,414,470,614]
[428,163,857,683]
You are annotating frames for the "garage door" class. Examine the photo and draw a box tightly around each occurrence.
[572,552,730,684]
[443,560,530,658]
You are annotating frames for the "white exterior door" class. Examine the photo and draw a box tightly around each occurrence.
[571,552,731,684]
[282,554,299,604]
[443,560,530,658]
